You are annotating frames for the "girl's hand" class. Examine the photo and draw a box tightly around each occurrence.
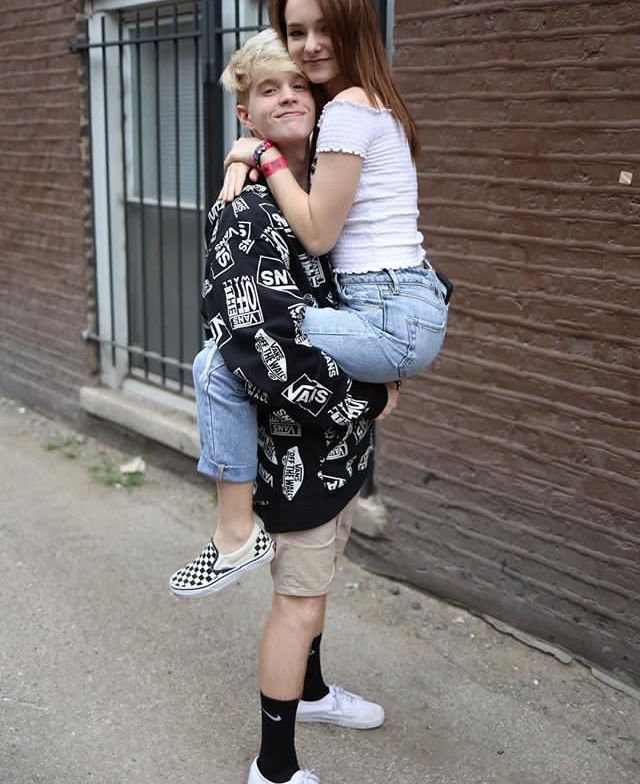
[376,382,400,421]
[224,136,263,169]
[218,162,259,202]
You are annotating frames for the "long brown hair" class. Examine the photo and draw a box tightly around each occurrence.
[269,0,419,159]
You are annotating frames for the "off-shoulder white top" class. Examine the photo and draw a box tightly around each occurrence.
[315,99,425,273]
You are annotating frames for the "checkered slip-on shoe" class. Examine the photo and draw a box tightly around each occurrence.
[297,684,384,729]
[248,759,319,784]
[169,524,275,598]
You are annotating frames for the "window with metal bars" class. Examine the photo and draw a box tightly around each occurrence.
[75,0,271,402]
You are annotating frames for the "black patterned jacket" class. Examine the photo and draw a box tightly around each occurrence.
[201,182,387,533]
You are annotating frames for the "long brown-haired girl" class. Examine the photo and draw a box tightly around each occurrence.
[221,0,448,367]
[269,0,419,157]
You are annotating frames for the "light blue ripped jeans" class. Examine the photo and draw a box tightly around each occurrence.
[194,263,448,482]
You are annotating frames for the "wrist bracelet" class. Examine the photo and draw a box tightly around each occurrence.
[262,155,288,178]
[252,139,274,169]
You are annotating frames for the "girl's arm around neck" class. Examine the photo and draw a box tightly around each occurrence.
[261,145,363,257]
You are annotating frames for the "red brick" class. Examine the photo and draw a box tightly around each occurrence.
[0,0,90,419]
[349,0,640,688]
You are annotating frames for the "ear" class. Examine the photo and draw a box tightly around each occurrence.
[236,104,253,132]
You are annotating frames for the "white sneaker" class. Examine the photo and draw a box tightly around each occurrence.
[248,758,319,784]
[297,684,384,729]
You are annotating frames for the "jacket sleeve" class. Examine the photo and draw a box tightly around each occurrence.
[202,198,388,428]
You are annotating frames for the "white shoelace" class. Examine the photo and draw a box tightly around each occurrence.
[299,770,319,784]
[331,684,359,706]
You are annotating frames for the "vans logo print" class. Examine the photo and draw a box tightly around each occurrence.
[208,313,231,349]
[258,426,278,465]
[320,473,347,491]
[233,367,269,404]
[232,197,250,217]
[282,446,304,500]
[257,257,299,294]
[243,183,268,197]
[323,353,340,378]
[261,224,291,266]
[327,441,348,460]
[288,303,306,322]
[207,200,224,227]
[299,253,326,287]
[212,234,237,278]
[258,463,274,488]
[353,420,370,444]
[269,408,302,438]
[259,203,295,237]
[289,303,311,345]
[282,375,332,417]
[223,276,264,330]
[358,444,375,472]
[328,396,369,426]
[255,329,288,382]
[237,221,254,254]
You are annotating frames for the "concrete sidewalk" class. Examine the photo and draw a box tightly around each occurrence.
[1,399,638,784]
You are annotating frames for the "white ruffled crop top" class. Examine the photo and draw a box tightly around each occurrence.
[315,99,425,274]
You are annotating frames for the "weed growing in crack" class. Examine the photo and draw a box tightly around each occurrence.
[43,435,83,460]
[89,454,144,490]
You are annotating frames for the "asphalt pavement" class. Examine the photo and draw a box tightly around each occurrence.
[1,398,638,784]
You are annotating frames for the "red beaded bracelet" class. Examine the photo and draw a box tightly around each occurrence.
[262,155,288,178]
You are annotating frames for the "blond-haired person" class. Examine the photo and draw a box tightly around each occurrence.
[171,30,396,784]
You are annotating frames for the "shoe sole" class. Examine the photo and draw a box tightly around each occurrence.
[169,541,275,598]
[296,712,384,729]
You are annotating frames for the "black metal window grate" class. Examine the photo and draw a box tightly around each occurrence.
[71,1,269,395]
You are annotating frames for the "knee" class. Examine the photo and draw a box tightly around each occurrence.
[192,345,213,384]
[272,594,325,633]
[193,346,240,396]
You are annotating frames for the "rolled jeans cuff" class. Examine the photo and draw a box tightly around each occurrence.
[196,454,257,483]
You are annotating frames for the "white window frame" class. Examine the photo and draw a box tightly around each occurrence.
[87,4,129,391]
[86,0,207,415]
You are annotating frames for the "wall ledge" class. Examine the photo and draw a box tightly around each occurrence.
[80,385,199,459]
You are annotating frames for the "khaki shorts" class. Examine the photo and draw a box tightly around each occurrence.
[270,500,355,597]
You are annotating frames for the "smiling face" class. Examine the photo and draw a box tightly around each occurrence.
[238,69,316,146]
[283,0,349,96]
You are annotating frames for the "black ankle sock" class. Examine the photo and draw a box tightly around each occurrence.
[301,633,330,702]
[257,693,299,783]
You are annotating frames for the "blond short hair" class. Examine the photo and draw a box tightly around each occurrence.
[220,28,304,103]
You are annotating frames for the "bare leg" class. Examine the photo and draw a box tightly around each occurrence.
[260,593,327,699]
[213,479,255,554]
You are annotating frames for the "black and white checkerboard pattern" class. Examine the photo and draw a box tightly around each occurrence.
[170,528,273,592]
[253,529,272,559]
[170,539,220,590]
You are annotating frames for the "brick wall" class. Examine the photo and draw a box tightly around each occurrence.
[352,0,640,686]
[0,0,92,419]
